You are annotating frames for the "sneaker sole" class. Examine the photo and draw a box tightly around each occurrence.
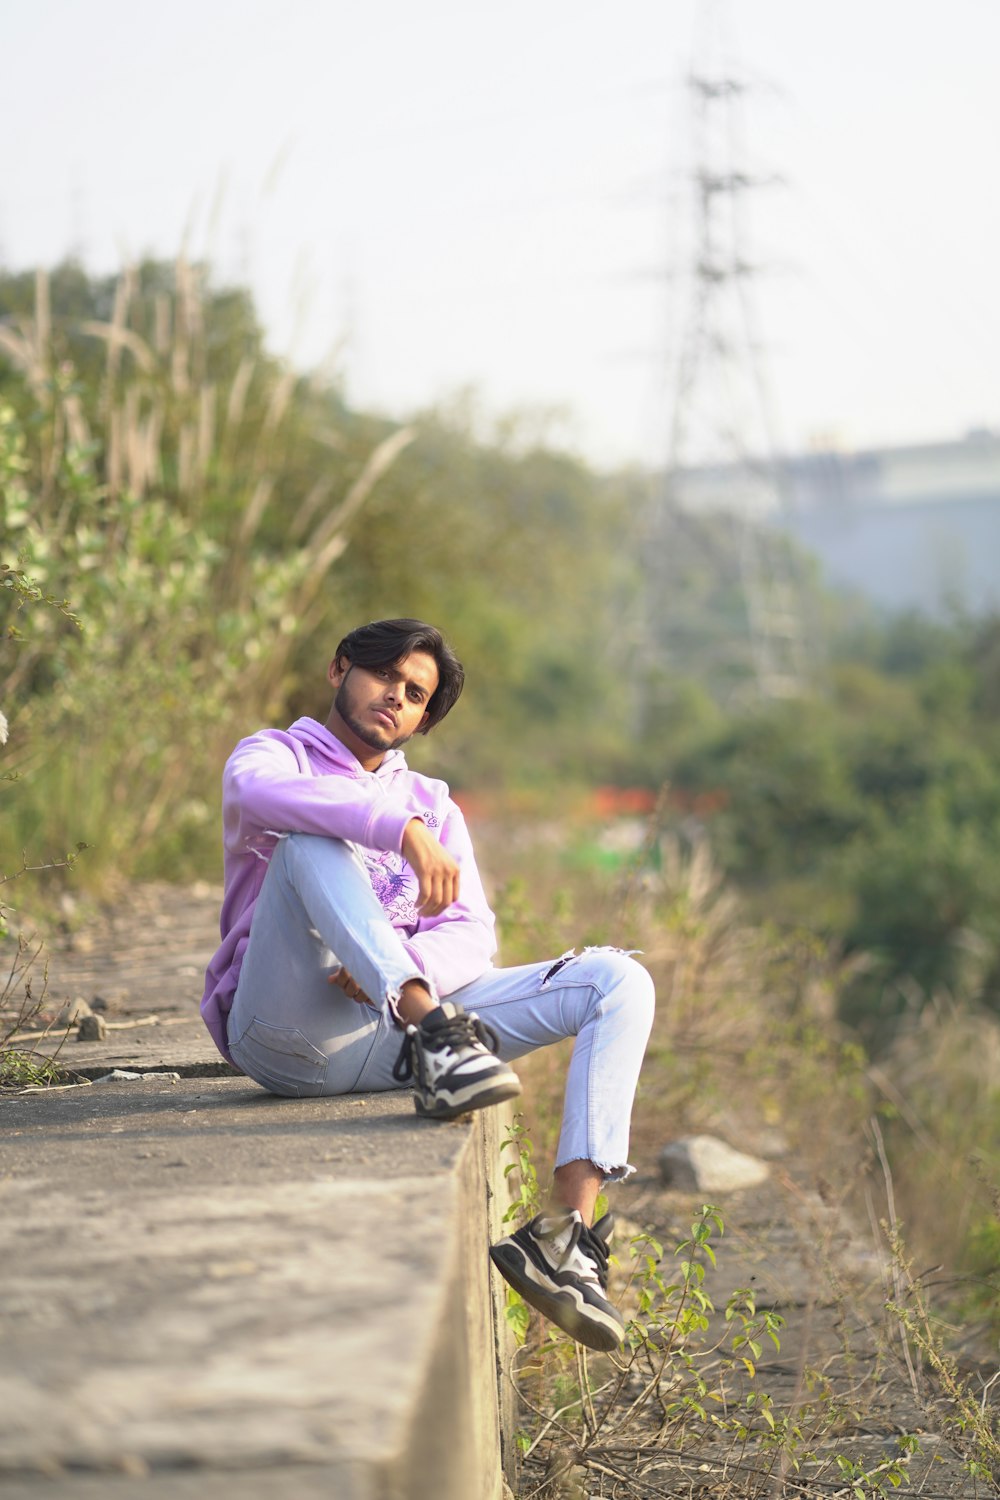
[489,1240,625,1353]
[414,1074,522,1121]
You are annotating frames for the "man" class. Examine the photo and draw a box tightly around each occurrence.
[201,618,654,1351]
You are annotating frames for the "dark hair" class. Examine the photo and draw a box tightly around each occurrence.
[333,618,464,733]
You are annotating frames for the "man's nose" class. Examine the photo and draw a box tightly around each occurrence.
[383,680,403,705]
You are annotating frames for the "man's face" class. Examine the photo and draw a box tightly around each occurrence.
[325,650,439,768]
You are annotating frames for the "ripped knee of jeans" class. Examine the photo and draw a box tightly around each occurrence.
[540,944,642,988]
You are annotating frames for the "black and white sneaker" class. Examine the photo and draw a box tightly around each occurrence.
[489,1209,626,1352]
[392,1001,522,1120]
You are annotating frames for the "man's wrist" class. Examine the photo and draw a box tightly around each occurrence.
[398,978,436,1027]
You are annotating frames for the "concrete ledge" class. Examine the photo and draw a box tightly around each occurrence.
[0,1079,514,1499]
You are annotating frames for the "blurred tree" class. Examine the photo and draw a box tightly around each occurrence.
[284,407,638,785]
[969,613,1000,719]
[669,698,863,879]
[1,259,646,877]
[840,799,1000,1039]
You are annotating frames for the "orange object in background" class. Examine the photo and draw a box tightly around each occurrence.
[588,787,658,818]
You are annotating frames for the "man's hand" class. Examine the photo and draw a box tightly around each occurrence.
[402,817,460,916]
[328,967,374,1007]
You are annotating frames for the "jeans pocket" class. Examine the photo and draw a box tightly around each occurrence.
[230,1017,328,1097]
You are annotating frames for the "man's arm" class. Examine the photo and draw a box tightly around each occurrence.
[400,806,497,995]
[330,813,485,1007]
[401,817,460,916]
[224,731,416,856]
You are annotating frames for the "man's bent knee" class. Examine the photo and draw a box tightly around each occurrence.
[581,946,652,989]
[553,946,656,1021]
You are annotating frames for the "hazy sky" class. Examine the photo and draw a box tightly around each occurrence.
[3,0,998,467]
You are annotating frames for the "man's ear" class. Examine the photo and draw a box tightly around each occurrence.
[328,654,350,690]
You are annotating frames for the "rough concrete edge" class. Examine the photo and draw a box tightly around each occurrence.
[479,1101,519,1493]
[54,1060,241,1081]
[376,1108,514,1500]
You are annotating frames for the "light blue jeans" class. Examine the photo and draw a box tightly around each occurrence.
[227,834,655,1179]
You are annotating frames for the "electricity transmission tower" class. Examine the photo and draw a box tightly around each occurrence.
[656,17,812,700]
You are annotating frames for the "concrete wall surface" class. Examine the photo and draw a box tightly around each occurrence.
[0,1077,516,1500]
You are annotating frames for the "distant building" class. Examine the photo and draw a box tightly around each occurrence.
[671,431,1000,617]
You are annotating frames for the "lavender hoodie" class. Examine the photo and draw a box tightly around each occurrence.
[200,716,497,1063]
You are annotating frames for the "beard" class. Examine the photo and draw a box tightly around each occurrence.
[333,680,415,755]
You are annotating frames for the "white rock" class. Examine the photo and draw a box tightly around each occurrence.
[659,1134,770,1194]
[92,1070,181,1083]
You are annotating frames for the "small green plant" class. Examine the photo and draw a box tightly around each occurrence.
[500,1112,543,1227]
[833,1437,920,1499]
[0,918,72,1090]
[0,1047,63,1089]
[498,1113,545,1347]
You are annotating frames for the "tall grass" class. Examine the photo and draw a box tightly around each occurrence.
[0,262,413,886]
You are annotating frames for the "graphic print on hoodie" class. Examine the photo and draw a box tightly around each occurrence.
[360,810,441,926]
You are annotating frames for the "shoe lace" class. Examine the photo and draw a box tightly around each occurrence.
[391,1010,500,1084]
[578,1222,611,1290]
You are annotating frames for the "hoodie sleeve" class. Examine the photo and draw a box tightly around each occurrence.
[223,731,416,856]
[399,803,497,995]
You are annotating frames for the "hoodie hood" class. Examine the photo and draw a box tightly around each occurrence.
[286,717,410,781]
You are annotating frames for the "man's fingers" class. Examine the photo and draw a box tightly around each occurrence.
[327,967,373,1006]
[416,875,440,915]
[402,818,461,916]
[415,864,460,916]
